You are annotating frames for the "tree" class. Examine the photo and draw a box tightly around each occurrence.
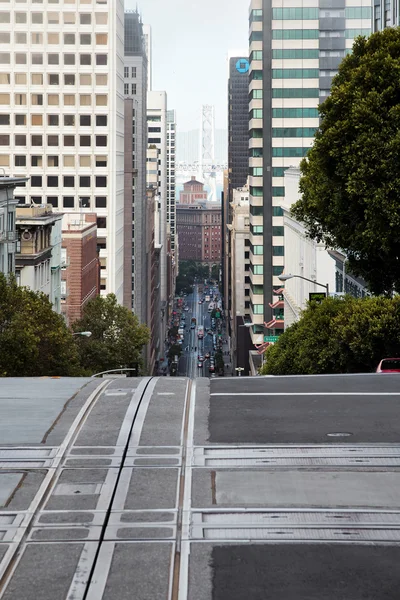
[72,294,150,376]
[0,274,81,376]
[168,344,182,361]
[292,28,400,295]
[260,296,400,376]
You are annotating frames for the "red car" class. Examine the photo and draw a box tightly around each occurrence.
[376,358,400,373]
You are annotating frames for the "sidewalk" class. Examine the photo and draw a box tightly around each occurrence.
[221,320,233,376]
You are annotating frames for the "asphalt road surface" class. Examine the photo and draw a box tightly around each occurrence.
[1,373,400,599]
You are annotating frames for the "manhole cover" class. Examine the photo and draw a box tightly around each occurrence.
[327,432,352,437]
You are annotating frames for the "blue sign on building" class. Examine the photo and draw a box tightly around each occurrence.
[236,58,250,74]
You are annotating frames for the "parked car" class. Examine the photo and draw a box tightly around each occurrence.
[197,361,203,368]
[376,358,400,373]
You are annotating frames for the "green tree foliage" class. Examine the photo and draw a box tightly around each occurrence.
[211,263,221,282]
[292,28,400,295]
[0,274,81,376]
[176,261,210,294]
[73,294,150,376]
[260,296,400,375]
[214,350,224,374]
[168,344,182,361]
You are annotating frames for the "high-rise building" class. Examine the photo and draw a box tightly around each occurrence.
[167,109,177,253]
[373,0,395,29]
[247,0,371,348]
[124,11,149,324]
[143,25,153,91]
[2,1,125,302]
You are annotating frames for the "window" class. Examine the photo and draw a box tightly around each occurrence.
[64,34,75,44]
[250,148,263,158]
[95,12,108,24]
[14,73,26,86]
[273,266,284,276]
[47,156,58,167]
[272,167,287,177]
[80,54,91,65]
[96,74,107,85]
[48,95,59,106]
[64,12,75,24]
[15,93,26,105]
[253,265,263,275]
[272,88,319,98]
[15,54,26,65]
[15,156,26,167]
[96,136,107,147]
[47,135,59,146]
[131,67,137,78]
[272,29,319,39]
[0,75,10,85]
[80,95,91,106]
[251,50,262,61]
[48,54,59,65]
[64,54,75,65]
[63,156,75,167]
[80,176,91,187]
[95,156,107,167]
[64,74,75,86]
[31,74,43,86]
[250,186,263,197]
[15,135,26,146]
[31,94,43,106]
[79,155,91,167]
[251,70,263,80]
[96,95,107,106]
[15,32,26,44]
[31,156,42,167]
[47,196,58,208]
[0,33,10,44]
[345,29,371,38]
[80,74,92,85]
[31,175,42,187]
[124,83,129,95]
[80,115,91,126]
[95,196,107,208]
[31,114,43,126]
[31,12,43,23]
[63,196,74,208]
[96,54,107,65]
[252,245,263,255]
[273,207,284,216]
[0,114,9,125]
[79,197,90,208]
[273,246,285,256]
[64,135,75,146]
[80,13,91,24]
[80,34,91,45]
[48,74,59,85]
[32,54,43,65]
[97,217,107,228]
[250,129,263,138]
[249,9,262,22]
[272,127,317,138]
[96,33,107,45]
[131,83,136,95]
[15,12,27,23]
[48,12,59,23]
[272,69,319,79]
[250,31,263,43]
[96,115,107,126]
[96,176,107,187]
[80,136,91,147]
[345,7,372,18]
[272,7,318,18]
[251,109,263,119]
[47,176,58,187]
[64,95,75,106]
[31,32,43,44]
[0,54,10,65]
[63,176,75,187]
[272,108,319,119]
[272,147,309,157]
[251,167,263,177]
[252,225,263,234]
[31,135,42,146]
[124,67,129,78]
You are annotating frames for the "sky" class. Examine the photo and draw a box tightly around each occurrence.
[125,0,249,131]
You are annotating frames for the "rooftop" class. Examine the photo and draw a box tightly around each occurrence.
[1,373,400,598]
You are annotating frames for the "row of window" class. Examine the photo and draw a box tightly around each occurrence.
[0,0,107,4]
[0,154,107,168]
[272,69,319,79]
[272,88,319,98]
[0,134,108,147]
[124,67,136,78]
[272,29,319,39]
[124,83,137,95]
[0,11,108,25]
[272,108,319,119]
[0,73,108,86]
[0,114,107,127]
[272,127,317,137]
[249,203,284,217]
[16,196,108,209]
[0,93,108,106]
[0,54,107,67]
[0,34,107,49]
[251,265,284,276]
[20,175,108,187]
[272,49,319,60]
[272,147,309,157]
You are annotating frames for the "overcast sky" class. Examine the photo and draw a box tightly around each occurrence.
[125,0,249,131]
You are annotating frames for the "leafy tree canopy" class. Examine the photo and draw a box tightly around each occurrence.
[0,274,81,376]
[260,296,400,375]
[72,294,150,376]
[292,28,400,295]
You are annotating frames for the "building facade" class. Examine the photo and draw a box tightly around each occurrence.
[1,0,125,302]
[61,213,99,325]
[179,177,208,205]
[247,0,371,346]
[167,109,177,254]
[176,202,222,263]
[0,177,25,277]
[124,11,149,323]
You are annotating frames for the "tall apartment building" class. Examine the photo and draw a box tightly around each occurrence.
[247,0,371,347]
[1,0,125,302]
[123,11,149,323]
[373,0,396,29]
[167,109,177,254]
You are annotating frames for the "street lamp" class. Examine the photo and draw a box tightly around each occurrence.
[278,273,329,297]
[235,366,244,377]
[72,331,92,337]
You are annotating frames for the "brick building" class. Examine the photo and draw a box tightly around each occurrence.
[176,202,222,264]
[179,177,208,205]
[61,213,100,325]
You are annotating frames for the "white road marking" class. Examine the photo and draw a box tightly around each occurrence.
[210,392,400,396]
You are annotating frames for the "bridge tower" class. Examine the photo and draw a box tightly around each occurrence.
[198,105,217,202]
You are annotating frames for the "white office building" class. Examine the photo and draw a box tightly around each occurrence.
[167,109,177,254]
[0,0,125,302]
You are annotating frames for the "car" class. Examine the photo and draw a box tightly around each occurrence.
[205,352,210,359]
[198,355,204,362]
[198,300,202,304]
[376,358,400,373]
[185,307,190,311]
[197,362,203,368]
[207,330,213,336]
